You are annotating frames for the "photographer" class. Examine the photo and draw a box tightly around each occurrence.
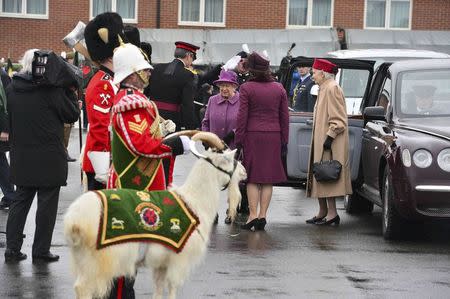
[4,49,80,263]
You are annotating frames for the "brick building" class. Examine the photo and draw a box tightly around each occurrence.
[1,0,450,61]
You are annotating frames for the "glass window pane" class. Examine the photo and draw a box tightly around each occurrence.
[205,0,223,23]
[390,0,410,28]
[312,0,331,26]
[93,0,111,17]
[27,0,46,14]
[117,0,135,19]
[366,0,386,27]
[289,0,308,26]
[3,0,21,13]
[181,0,200,22]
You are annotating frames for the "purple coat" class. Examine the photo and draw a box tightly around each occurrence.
[201,92,240,149]
[235,81,289,145]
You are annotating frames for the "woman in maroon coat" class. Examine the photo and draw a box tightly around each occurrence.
[235,52,289,231]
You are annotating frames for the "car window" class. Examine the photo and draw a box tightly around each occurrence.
[376,77,391,113]
[397,69,450,117]
[337,69,371,115]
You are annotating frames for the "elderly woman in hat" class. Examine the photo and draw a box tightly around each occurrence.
[235,52,289,231]
[306,58,352,226]
[202,69,240,224]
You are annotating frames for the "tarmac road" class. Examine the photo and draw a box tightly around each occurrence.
[1,132,450,298]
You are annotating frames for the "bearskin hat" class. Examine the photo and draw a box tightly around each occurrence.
[124,25,141,48]
[84,12,126,62]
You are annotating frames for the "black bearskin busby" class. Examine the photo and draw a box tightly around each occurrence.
[124,25,141,48]
[84,12,125,62]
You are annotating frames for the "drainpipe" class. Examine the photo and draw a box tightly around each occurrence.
[156,0,161,28]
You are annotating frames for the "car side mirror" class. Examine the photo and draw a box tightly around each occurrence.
[364,106,386,121]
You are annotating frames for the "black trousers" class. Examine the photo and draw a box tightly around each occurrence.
[86,172,105,191]
[6,186,60,255]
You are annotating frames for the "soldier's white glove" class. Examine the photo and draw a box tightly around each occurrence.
[222,55,241,71]
[159,119,176,136]
[180,136,191,154]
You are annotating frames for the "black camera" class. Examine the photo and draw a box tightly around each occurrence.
[32,50,82,88]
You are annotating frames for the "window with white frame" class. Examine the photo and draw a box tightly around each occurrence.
[179,0,225,26]
[91,0,137,23]
[365,0,411,29]
[1,0,47,18]
[288,0,333,27]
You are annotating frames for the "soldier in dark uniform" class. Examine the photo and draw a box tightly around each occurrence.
[292,66,315,112]
[146,41,199,131]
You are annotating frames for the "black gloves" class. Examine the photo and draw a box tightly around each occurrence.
[323,135,334,150]
[223,131,235,145]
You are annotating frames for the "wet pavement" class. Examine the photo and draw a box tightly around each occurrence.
[1,131,450,298]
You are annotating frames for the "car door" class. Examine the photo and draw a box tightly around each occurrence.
[360,63,393,203]
[283,57,375,183]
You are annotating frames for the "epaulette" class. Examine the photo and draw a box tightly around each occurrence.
[185,67,197,75]
[112,92,151,113]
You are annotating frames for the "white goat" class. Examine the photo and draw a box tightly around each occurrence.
[64,132,246,299]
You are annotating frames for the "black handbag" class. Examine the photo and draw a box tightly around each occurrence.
[312,149,342,182]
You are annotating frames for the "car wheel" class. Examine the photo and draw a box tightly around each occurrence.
[381,166,405,240]
[344,193,374,214]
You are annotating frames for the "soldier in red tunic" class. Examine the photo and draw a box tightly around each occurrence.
[106,42,188,299]
[82,12,125,190]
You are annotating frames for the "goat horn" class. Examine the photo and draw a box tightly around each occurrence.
[191,132,225,151]
[163,130,200,140]
[98,28,109,44]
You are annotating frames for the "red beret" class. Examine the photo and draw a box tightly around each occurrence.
[175,41,200,53]
[312,58,338,74]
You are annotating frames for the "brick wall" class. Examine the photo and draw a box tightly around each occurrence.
[1,0,450,61]
[334,0,364,28]
[412,0,450,30]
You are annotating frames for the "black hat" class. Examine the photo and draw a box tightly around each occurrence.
[236,51,248,59]
[84,12,125,62]
[124,25,141,47]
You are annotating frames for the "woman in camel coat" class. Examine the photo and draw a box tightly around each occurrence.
[306,58,352,226]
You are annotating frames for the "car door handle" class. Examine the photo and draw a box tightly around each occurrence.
[306,119,313,126]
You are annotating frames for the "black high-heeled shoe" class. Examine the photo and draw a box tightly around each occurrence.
[240,218,259,230]
[305,215,326,224]
[255,218,267,231]
[316,215,340,226]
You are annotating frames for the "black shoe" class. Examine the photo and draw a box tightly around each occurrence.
[240,218,259,230]
[305,215,326,224]
[255,218,267,231]
[316,215,340,226]
[4,249,27,262]
[213,214,219,225]
[66,155,77,162]
[0,200,11,210]
[32,252,60,263]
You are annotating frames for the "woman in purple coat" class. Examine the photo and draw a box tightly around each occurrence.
[202,69,240,223]
[235,52,289,231]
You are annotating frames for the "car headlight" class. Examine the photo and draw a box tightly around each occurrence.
[413,149,432,168]
[402,149,411,167]
[437,148,450,172]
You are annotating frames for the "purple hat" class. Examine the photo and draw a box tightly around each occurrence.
[248,51,270,72]
[213,70,239,86]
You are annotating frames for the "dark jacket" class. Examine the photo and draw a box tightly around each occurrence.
[145,59,196,130]
[293,75,315,112]
[6,73,80,186]
[0,78,9,152]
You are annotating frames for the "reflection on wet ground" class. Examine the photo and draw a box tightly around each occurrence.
[1,144,450,298]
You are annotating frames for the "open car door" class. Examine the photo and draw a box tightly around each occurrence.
[282,57,375,185]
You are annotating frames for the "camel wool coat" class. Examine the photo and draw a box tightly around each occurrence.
[306,78,352,198]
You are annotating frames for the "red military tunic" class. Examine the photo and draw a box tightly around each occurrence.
[82,68,117,173]
[107,87,172,191]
